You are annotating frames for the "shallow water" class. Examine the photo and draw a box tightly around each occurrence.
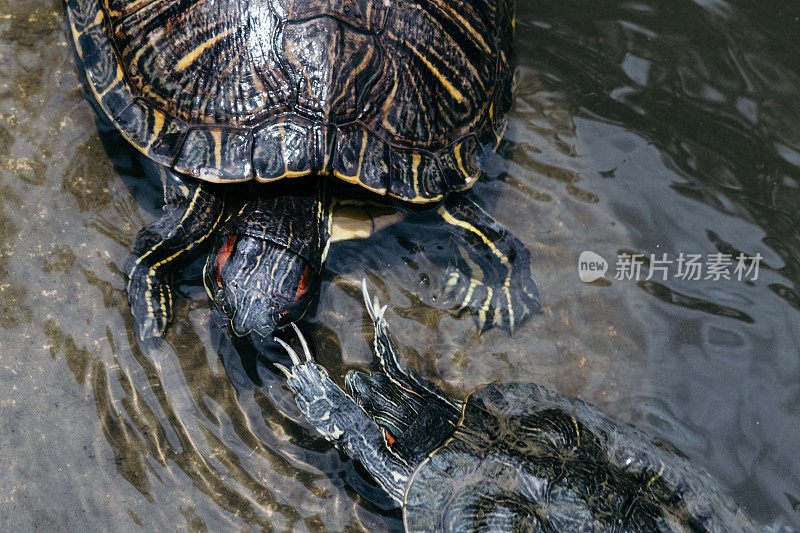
[1,0,799,530]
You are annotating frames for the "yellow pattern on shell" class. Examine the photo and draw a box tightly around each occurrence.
[176,28,235,72]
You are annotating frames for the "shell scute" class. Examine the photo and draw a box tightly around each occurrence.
[252,117,318,182]
[333,126,390,194]
[97,78,136,124]
[427,441,480,478]
[102,0,155,20]
[113,99,186,166]
[174,127,252,181]
[113,0,288,125]
[366,5,496,149]
[76,24,114,86]
[69,6,138,122]
[403,458,455,510]
[275,0,389,30]
[67,0,100,31]
[281,18,382,121]
[437,135,482,191]
[389,150,445,202]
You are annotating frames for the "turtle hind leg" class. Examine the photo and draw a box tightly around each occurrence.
[435,194,541,333]
[124,166,224,341]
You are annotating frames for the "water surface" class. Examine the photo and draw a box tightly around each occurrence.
[1,0,799,530]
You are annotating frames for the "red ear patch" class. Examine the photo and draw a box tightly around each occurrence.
[214,235,238,286]
[383,428,396,446]
[291,264,313,306]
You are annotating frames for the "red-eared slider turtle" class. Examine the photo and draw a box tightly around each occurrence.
[65,0,539,341]
[276,281,758,532]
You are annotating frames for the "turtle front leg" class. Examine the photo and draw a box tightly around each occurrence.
[275,325,412,503]
[435,193,541,333]
[124,166,224,341]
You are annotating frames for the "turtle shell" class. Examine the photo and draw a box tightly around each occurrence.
[403,383,756,532]
[65,0,515,203]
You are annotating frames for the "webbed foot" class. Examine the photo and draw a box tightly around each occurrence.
[125,167,224,341]
[126,262,172,340]
[436,196,541,333]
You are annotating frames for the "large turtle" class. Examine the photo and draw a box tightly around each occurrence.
[276,281,758,532]
[64,0,540,341]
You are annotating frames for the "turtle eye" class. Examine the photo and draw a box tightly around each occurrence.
[214,235,238,286]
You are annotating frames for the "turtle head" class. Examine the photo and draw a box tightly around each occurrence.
[344,370,459,467]
[205,232,322,338]
[343,281,462,466]
[203,190,330,338]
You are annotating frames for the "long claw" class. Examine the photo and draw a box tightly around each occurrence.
[290,322,313,362]
[361,279,388,322]
[274,362,293,379]
[275,337,302,366]
[362,278,376,321]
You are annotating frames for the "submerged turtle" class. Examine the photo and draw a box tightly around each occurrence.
[276,281,757,532]
[65,0,539,341]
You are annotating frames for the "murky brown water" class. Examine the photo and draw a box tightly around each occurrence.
[1,0,799,530]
